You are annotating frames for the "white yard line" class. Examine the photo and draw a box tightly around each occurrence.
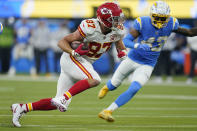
[1,123,197,128]
[1,114,197,118]
[0,87,15,92]
[137,94,197,100]
[0,75,58,82]
[1,100,197,105]
[1,94,197,100]
[1,107,197,111]
[0,75,196,87]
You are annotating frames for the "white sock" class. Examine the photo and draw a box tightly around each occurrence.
[22,104,27,112]
[106,102,118,111]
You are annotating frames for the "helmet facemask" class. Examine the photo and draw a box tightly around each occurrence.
[150,1,170,29]
[107,13,125,30]
[151,13,170,29]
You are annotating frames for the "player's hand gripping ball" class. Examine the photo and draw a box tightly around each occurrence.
[71,41,89,57]
[71,41,89,50]
[0,23,3,34]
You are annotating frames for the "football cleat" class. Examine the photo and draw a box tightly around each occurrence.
[51,96,71,112]
[98,109,114,122]
[98,85,109,99]
[11,104,26,127]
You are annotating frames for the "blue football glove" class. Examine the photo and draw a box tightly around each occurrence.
[134,43,151,51]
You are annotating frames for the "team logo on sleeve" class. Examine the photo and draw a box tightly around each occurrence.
[110,34,118,41]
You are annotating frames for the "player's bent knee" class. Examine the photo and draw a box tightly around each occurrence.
[88,79,101,87]
[133,75,150,86]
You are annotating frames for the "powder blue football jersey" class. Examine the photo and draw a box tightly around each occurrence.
[127,16,179,67]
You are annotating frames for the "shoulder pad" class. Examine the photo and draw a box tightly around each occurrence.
[133,17,143,31]
[136,17,142,29]
[171,17,179,30]
[78,19,97,38]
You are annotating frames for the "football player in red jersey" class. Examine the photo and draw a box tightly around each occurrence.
[11,1,127,127]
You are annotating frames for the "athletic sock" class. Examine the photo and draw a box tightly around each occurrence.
[64,79,90,100]
[106,102,119,111]
[23,98,56,112]
[107,80,117,91]
[115,81,142,107]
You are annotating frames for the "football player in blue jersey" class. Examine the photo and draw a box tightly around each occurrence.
[98,1,197,122]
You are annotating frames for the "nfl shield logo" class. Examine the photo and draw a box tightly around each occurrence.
[110,34,117,41]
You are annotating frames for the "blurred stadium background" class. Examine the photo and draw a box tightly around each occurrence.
[0,0,197,130]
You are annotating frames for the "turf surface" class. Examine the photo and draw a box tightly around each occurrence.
[0,77,197,131]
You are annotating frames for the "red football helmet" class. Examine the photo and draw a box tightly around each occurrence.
[97,2,125,29]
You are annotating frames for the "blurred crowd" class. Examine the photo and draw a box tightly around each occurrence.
[0,17,196,83]
[0,17,77,77]
[152,21,197,84]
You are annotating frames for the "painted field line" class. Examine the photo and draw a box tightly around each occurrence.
[1,100,197,105]
[0,87,15,92]
[1,94,197,100]
[1,107,197,111]
[1,123,197,128]
[137,94,197,100]
[1,114,197,118]
[0,75,196,87]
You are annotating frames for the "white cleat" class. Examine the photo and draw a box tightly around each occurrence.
[51,96,71,112]
[11,104,25,127]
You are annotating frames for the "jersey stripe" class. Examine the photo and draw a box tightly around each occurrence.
[70,55,93,79]
[137,17,142,30]
[173,18,176,30]
[78,26,86,38]
[65,92,72,98]
[28,103,33,111]
[25,104,29,112]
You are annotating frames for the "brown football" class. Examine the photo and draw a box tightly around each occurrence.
[71,41,89,50]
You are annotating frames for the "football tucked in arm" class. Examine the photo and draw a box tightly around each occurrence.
[70,41,89,50]
[70,41,89,57]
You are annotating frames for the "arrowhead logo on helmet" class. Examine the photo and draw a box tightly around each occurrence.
[97,2,125,30]
[101,8,112,15]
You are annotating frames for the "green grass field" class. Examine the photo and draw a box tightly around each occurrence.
[0,76,197,131]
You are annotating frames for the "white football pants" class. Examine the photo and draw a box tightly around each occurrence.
[111,57,154,87]
[55,53,101,98]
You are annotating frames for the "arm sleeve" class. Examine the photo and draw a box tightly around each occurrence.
[123,33,136,49]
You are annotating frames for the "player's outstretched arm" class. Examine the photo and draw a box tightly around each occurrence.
[173,27,197,37]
